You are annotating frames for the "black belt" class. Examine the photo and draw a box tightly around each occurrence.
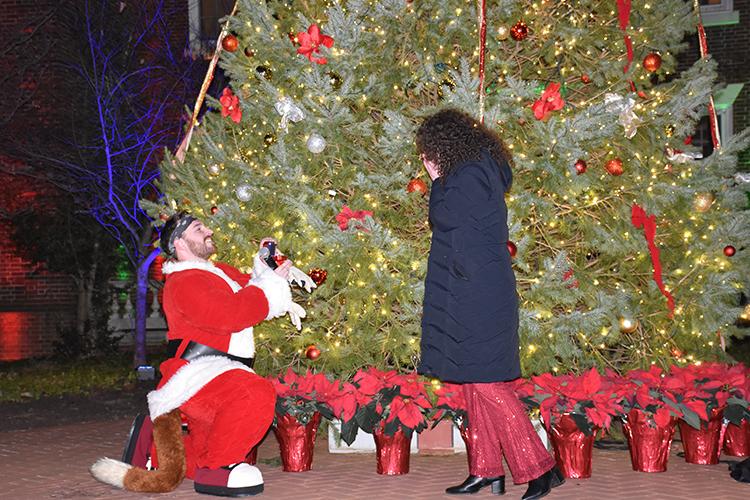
[167,339,255,369]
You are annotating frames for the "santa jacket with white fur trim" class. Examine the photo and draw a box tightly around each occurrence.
[148,255,292,420]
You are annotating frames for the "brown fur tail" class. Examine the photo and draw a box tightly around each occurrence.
[90,409,186,492]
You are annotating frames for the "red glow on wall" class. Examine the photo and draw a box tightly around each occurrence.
[0,312,29,361]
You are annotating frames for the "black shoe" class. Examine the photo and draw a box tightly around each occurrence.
[446,475,505,495]
[522,466,564,500]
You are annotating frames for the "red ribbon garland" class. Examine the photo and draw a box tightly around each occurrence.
[477,0,487,123]
[631,204,675,318]
[693,1,721,150]
[616,0,634,73]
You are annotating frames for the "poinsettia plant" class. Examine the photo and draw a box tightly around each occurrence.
[430,382,469,429]
[269,368,336,424]
[622,365,682,427]
[663,362,732,429]
[724,364,750,426]
[333,367,432,444]
[516,368,626,435]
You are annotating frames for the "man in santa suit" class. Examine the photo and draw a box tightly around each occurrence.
[91,212,307,496]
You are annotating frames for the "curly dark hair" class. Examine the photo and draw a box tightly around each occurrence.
[415,108,512,179]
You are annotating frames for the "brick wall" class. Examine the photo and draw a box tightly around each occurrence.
[678,0,750,166]
[0,168,77,361]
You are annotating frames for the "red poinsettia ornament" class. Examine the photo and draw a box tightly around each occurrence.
[296,24,334,64]
[531,82,564,120]
[336,205,373,231]
[219,87,242,123]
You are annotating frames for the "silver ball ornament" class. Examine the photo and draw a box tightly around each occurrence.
[306,133,326,154]
[235,184,252,202]
[208,164,221,176]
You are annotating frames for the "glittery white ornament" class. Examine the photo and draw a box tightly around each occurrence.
[235,184,252,202]
[306,133,326,154]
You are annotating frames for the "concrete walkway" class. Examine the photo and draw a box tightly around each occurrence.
[0,418,748,499]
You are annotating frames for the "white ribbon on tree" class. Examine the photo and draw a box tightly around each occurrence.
[604,93,641,139]
[274,97,305,132]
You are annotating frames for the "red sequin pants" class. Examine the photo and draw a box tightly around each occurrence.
[463,382,555,484]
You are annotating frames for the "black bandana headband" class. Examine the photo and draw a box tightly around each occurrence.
[167,214,197,254]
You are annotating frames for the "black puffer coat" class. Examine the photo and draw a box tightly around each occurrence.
[418,150,520,383]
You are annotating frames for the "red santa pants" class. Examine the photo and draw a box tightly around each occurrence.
[462,382,555,484]
[180,369,275,477]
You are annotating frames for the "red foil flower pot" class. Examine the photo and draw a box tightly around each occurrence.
[622,408,677,472]
[549,414,598,479]
[373,426,411,475]
[723,420,750,457]
[273,412,321,472]
[678,408,724,465]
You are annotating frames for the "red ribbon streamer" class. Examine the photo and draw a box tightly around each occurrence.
[616,0,634,73]
[693,0,721,150]
[477,0,487,123]
[631,204,675,318]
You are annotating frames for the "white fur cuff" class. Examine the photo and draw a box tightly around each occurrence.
[249,254,293,320]
[147,356,253,420]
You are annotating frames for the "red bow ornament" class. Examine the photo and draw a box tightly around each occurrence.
[336,205,372,231]
[219,87,242,123]
[296,24,334,65]
[531,83,564,120]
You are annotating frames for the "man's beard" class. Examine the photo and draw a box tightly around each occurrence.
[187,238,216,259]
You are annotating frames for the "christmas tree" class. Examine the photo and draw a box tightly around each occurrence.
[146,0,749,378]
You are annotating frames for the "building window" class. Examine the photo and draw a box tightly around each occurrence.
[699,0,739,26]
[188,0,235,55]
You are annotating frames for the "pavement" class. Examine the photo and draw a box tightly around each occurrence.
[0,418,748,499]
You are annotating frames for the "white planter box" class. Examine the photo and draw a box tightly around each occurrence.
[327,417,548,453]
[450,417,549,453]
[327,420,419,454]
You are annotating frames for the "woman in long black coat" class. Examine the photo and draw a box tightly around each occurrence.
[416,109,562,499]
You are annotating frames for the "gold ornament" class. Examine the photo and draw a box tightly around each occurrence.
[693,192,714,213]
[619,317,638,334]
[496,26,509,41]
[264,133,276,147]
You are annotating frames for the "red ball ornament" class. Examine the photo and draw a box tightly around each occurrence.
[221,34,239,52]
[308,267,328,286]
[510,21,529,41]
[244,47,255,58]
[507,241,517,258]
[605,158,624,176]
[581,74,591,84]
[210,206,218,215]
[724,245,736,257]
[642,53,662,73]
[407,178,428,196]
[305,345,321,360]
[574,159,587,175]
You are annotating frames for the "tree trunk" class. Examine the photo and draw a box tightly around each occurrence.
[133,249,159,367]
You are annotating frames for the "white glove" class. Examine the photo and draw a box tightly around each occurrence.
[288,266,317,293]
[288,302,307,331]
